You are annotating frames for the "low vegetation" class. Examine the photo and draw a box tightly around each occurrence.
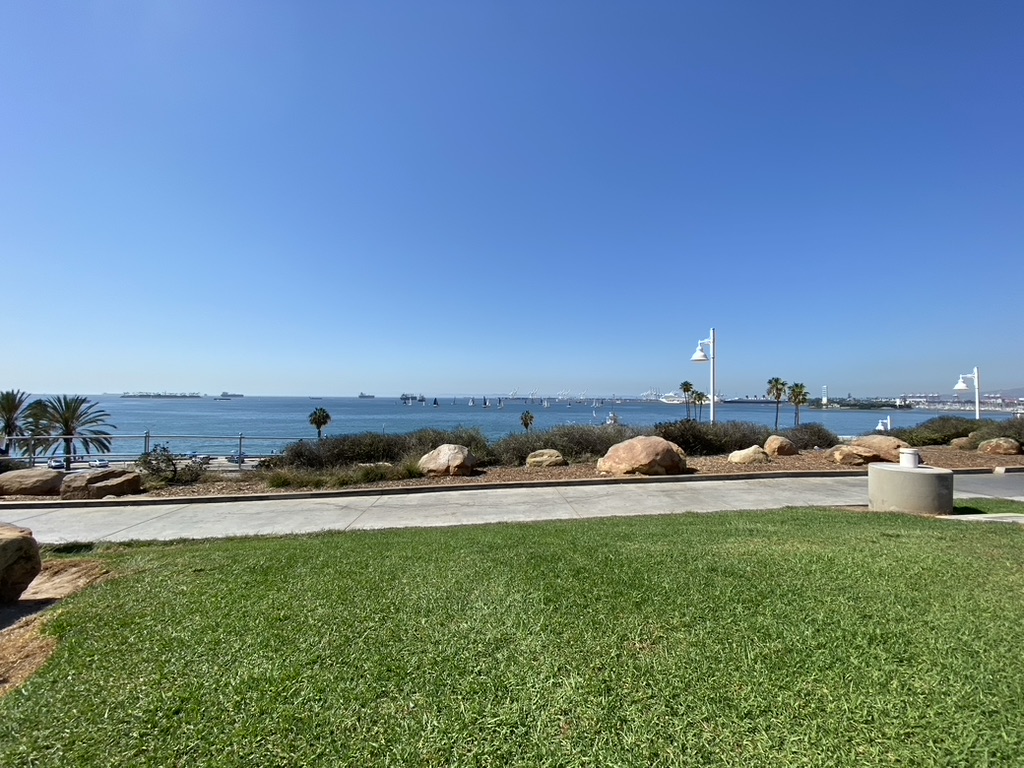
[4,508,1024,765]
[889,415,1024,448]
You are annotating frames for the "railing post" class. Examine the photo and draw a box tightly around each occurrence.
[144,430,151,454]
[238,433,244,471]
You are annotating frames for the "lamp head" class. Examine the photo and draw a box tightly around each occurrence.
[953,376,969,392]
[875,420,886,432]
[690,344,709,363]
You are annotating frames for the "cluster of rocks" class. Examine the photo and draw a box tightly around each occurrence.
[415,433,1023,479]
[0,467,143,500]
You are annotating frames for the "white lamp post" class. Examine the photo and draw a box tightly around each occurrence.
[690,327,716,423]
[953,366,981,420]
[875,416,891,432]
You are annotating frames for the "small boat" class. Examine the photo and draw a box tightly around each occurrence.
[468,397,475,407]
[433,398,439,407]
[482,397,490,408]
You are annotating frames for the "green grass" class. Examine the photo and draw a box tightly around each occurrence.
[3,509,1024,766]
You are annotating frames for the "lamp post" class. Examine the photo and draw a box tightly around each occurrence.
[690,327,716,423]
[875,416,891,432]
[953,366,981,420]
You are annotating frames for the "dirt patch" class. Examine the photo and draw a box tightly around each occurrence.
[0,559,109,697]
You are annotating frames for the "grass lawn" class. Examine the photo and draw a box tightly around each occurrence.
[2,506,1024,766]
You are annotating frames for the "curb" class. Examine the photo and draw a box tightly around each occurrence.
[1,465,1021,511]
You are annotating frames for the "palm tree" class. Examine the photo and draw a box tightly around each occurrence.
[788,382,809,426]
[0,389,33,456]
[680,381,694,420]
[767,377,788,431]
[308,407,331,439]
[520,410,535,432]
[692,390,708,422]
[32,395,115,470]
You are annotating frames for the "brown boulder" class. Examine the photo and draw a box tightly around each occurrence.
[978,437,1022,456]
[828,444,885,466]
[597,436,687,476]
[417,444,478,476]
[764,435,798,456]
[729,445,770,464]
[0,523,42,604]
[851,434,910,463]
[0,468,64,496]
[61,469,143,500]
[949,437,974,451]
[526,449,566,467]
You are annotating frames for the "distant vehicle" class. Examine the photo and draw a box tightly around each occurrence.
[88,458,110,468]
[47,457,65,469]
[225,453,248,464]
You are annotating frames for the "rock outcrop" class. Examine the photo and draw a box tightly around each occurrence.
[828,444,885,466]
[597,436,687,476]
[61,469,143,500]
[418,444,478,476]
[729,445,770,464]
[526,449,566,467]
[978,437,1022,456]
[850,435,910,463]
[0,523,42,604]
[0,468,65,496]
[764,435,798,457]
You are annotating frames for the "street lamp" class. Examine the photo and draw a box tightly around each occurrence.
[875,416,891,432]
[690,327,716,423]
[953,366,981,420]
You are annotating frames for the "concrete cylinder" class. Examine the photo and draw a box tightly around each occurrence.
[868,463,954,515]
[899,448,920,468]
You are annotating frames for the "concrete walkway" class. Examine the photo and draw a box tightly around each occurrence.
[5,473,1024,544]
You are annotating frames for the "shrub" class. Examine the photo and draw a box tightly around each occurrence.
[890,416,988,447]
[136,444,177,484]
[491,432,550,466]
[782,423,841,450]
[969,418,1024,446]
[0,457,27,474]
[653,420,770,456]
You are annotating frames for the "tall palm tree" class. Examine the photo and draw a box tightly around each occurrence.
[680,381,694,420]
[692,390,708,422]
[767,377,788,431]
[788,382,809,426]
[0,389,33,456]
[33,395,115,470]
[520,410,535,433]
[309,407,331,439]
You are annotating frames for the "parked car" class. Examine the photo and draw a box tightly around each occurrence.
[47,457,65,469]
[88,458,110,468]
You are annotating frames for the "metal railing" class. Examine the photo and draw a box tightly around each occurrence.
[2,432,305,470]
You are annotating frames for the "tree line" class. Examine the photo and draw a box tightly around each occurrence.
[0,390,115,469]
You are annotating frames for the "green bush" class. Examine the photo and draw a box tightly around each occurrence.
[890,416,989,447]
[491,432,550,466]
[0,457,27,474]
[653,420,770,456]
[782,423,841,450]
[136,444,177,484]
[968,418,1024,446]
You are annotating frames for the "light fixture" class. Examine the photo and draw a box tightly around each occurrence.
[952,366,980,420]
[690,327,716,423]
[876,416,891,432]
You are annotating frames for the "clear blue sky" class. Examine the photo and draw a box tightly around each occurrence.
[3,1,1022,398]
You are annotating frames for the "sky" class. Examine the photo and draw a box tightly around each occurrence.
[2,1,1022,399]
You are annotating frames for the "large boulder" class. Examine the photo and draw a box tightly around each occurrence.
[949,437,975,451]
[526,449,566,467]
[0,468,64,496]
[851,434,910,463]
[827,444,885,466]
[978,437,1022,456]
[0,523,42,604]
[597,436,687,476]
[729,445,770,464]
[764,435,798,457]
[418,444,478,477]
[61,469,143,500]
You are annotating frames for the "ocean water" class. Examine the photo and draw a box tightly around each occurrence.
[29,395,1011,460]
